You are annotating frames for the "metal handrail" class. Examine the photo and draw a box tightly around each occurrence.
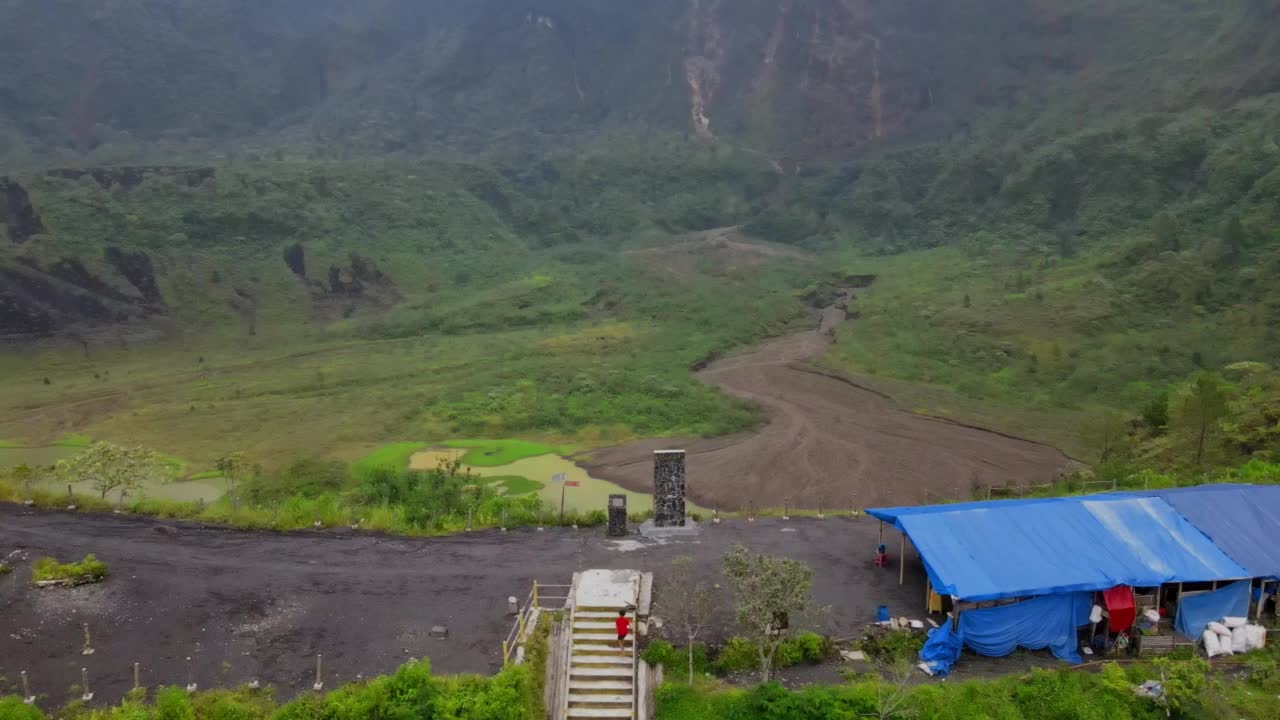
[502,581,574,667]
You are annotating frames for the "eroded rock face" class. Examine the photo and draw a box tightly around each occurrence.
[104,247,163,305]
[1,178,46,244]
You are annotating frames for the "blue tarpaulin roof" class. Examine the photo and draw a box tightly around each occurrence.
[1119,484,1280,579]
[868,495,1250,601]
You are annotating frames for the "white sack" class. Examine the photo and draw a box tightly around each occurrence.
[1231,626,1249,653]
[1089,605,1103,624]
[1224,616,1248,628]
[1208,621,1232,637]
[1247,624,1267,651]
[1202,629,1223,657]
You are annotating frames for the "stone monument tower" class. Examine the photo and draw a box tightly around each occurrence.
[653,450,686,527]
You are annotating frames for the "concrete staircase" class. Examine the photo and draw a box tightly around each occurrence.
[566,606,636,719]
[558,569,647,720]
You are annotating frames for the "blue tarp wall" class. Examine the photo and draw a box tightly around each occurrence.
[1174,580,1251,639]
[868,495,1248,601]
[920,592,1093,676]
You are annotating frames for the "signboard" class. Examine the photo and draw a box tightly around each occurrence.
[551,473,566,483]
[564,480,581,487]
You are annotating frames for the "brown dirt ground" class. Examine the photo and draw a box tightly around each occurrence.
[1,505,932,710]
[578,297,1076,511]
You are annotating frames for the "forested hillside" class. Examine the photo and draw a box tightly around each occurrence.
[3,1,1277,165]
[2,0,1280,469]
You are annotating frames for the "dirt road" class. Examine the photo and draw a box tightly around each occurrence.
[0,506,924,708]
[579,290,1074,510]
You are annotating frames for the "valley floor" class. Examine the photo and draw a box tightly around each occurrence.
[581,302,1075,510]
[0,507,923,709]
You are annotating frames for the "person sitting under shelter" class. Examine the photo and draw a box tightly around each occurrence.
[874,543,889,568]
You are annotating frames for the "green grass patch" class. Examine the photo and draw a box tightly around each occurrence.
[480,475,543,495]
[53,433,93,448]
[0,563,11,576]
[188,470,224,481]
[0,439,19,448]
[31,554,108,585]
[352,442,428,478]
[443,439,559,466]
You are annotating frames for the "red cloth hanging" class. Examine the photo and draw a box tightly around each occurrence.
[1103,585,1136,632]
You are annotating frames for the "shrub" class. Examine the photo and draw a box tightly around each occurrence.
[860,630,924,664]
[0,563,11,576]
[713,637,760,674]
[641,640,711,680]
[30,554,108,585]
[0,696,46,720]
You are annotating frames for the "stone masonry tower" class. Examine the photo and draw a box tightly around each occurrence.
[653,450,686,527]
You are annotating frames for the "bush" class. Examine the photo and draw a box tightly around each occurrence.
[859,630,924,664]
[0,696,46,720]
[641,640,711,680]
[30,554,108,585]
[712,637,760,674]
[0,564,11,576]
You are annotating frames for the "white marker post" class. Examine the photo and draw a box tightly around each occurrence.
[21,670,34,704]
[313,654,324,691]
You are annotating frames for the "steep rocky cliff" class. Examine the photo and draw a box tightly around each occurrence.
[4,1,1274,165]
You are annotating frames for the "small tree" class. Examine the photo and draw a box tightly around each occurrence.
[57,442,174,499]
[1174,372,1231,466]
[1223,216,1247,258]
[663,555,721,684]
[721,544,816,682]
[215,452,245,511]
[1088,410,1130,464]
[1153,213,1180,251]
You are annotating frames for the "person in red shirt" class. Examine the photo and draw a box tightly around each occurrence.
[615,609,631,654]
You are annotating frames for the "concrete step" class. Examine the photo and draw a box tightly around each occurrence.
[574,633,632,643]
[570,680,634,693]
[573,621,619,630]
[576,606,634,615]
[571,654,632,667]
[570,667,635,678]
[568,693,633,708]
[567,709,633,718]
[573,645,632,655]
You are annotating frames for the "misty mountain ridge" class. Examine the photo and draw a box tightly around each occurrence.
[2,0,1277,166]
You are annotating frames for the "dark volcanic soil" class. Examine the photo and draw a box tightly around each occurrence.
[579,295,1075,510]
[0,506,926,709]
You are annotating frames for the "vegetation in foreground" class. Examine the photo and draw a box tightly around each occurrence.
[29,554,108,585]
[0,659,538,720]
[654,654,1280,720]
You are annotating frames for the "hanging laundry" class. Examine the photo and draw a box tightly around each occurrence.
[1103,585,1136,632]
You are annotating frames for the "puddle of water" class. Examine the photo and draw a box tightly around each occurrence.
[0,446,80,469]
[409,449,699,514]
[32,475,232,504]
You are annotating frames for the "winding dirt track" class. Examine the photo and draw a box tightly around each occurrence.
[580,298,1075,510]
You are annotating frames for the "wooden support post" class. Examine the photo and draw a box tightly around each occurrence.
[502,640,509,668]
[899,533,906,586]
[533,581,539,608]
[925,578,931,614]
[133,662,140,691]
[1258,580,1268,620]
